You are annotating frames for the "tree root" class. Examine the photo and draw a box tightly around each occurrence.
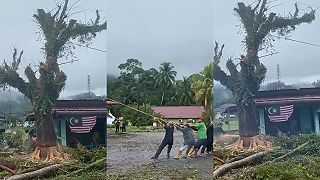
[30,144,69,163]
[231,135,272,154]
[213,150,271,178]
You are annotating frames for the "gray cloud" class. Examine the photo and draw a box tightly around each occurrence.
[107,0,214,79]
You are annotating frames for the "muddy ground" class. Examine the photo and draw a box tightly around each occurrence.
[107,131,212,179]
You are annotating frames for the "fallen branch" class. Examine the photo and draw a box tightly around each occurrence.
[6,164,63,180]
[213,156,225,164]
[0,151,14,156]
[226,152,253,163]
[213,150,271,178]
[0,164,16,175]
[269,141,309,163]
[69,157,106,175]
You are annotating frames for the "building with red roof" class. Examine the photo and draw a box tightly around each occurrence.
[152,106,204,123]
[254,87,320,136]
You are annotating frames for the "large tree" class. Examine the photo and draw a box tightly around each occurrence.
[0,0,106,161]
[155,62,177,105]
[214,0,315,150]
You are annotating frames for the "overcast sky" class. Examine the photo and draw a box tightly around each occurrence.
[107,0,214,80]
[214,0,320,87]
[0,0,107,98]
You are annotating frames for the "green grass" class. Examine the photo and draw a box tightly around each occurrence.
[221,118,239,132]
[107,126,157,134]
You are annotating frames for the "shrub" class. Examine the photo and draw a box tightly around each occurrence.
[3,127,27,148]
[120,103,154,127]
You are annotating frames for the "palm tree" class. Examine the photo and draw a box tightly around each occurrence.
[176,77,195,105]
[191,63,213,121]
[155,62,177,105]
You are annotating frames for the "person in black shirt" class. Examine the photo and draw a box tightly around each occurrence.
[151,119,174,159]
[115,120,120,133]
[201,121,213,154]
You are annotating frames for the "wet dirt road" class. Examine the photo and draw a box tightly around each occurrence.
[107,131,212,179]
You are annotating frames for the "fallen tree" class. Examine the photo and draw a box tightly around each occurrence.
[213,150,271,178]
[7,164,63,180]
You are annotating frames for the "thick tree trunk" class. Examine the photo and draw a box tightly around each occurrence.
[31,111,69,162]
[160,91,165,105]
[237,102,259,138]
[35,113,57,147]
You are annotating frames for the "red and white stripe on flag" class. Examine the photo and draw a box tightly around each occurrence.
[70,116,97,133]
[268,105,294,122]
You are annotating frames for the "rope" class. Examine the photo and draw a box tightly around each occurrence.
[107,98,165,125]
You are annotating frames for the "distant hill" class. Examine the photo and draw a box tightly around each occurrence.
[69,92,105,100]
[214,84,233,106]
[0,90,31,117]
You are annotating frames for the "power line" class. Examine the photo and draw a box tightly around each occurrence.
[64,40,107,53]
[271,35,320,48]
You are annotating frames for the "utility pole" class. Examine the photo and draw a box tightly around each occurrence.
[277,64,281,90]
[87,75,91,98]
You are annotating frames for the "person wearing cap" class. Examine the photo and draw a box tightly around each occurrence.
[191,116,207,158]
[151,118,175,159]
[173,123,195,160]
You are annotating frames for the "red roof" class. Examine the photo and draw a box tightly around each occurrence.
[255,96,320,106]
[254,88,320,106]
[152,106,204,119]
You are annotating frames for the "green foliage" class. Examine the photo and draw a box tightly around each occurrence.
[176,77,195,105]
[3,127,27,148]
[108,59,196,106]
[191,63,213,119]
[120,103,154,127]
[70,145,106,164]
[274,134,320,157]
[230,134,320,180]
[246,157,320,180]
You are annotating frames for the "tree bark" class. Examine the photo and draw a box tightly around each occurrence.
[35,113,57,147]
[160,91,165,106]
[237,102,259,138]
[213,150,271,178]
[7,164,63,180]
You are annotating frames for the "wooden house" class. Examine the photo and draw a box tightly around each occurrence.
[26,99,108,148]
[255,88,320,136]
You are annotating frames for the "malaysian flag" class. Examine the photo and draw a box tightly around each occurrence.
[266,105,294,122]
[69,116,97,133]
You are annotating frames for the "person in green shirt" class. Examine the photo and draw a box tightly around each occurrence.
[191,116,207,158]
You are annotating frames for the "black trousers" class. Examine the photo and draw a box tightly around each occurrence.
[154,139,173,158]
[201,138,213,153]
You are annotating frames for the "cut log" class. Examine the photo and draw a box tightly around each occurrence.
[213,150,271,178]
[6,164,63,180]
